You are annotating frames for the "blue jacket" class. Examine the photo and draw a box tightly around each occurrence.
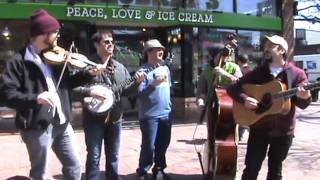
[137,63,171,120]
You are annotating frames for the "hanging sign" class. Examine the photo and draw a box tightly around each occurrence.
[0,3,282,30]
[66,7,214,24]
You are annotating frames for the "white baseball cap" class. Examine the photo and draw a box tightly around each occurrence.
[265,35,288,52]
[144,39,165,52]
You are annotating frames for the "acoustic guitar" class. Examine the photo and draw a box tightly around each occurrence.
[233,80,319,126]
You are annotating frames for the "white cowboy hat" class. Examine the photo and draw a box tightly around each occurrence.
[144,39,165,52]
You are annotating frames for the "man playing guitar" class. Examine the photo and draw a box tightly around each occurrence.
[227,35,311,180]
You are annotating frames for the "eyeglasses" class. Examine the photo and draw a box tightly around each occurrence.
[48,30,60,36]
[103,40,114,45]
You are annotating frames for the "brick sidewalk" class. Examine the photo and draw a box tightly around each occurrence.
[1,104,320,180]
[0,123,205,180]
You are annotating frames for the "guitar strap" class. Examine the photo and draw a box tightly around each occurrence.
[286,67,293,89]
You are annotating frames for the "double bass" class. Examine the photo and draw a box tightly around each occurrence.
[203,33,238,179]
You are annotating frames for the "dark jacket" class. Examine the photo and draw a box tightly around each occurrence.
[227,62,311,136]
[0,48,93,130]
[73,54,138,123]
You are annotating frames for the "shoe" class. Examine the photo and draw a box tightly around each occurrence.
[152,170,167,180]
[138,174,148,180]
[242,130,249,141]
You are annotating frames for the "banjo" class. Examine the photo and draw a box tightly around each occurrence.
[83,56,172,117]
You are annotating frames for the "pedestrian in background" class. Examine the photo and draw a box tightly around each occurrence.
[237,53,252,76]
[236,53,252,141]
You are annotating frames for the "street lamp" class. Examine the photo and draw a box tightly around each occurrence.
[2,26,11,40]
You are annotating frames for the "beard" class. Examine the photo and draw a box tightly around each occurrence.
[44,34,57,49]
[265,57,273,63]
[263,51,273,63]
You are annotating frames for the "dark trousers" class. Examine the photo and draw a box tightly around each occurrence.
[83,117,122,180]
[241,133,293,180]
[137,118,172,175]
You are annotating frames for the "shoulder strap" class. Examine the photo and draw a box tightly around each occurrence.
[19,48,26,60]
[286,68,293,89]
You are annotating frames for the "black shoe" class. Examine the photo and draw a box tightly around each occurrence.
[138,174,148,180]
[152,170,167,180]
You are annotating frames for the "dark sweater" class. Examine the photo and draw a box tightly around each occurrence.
[227,62,311,136]
[73,55,139,123]
[0,48,93,129]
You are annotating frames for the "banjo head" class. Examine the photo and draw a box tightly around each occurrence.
[83,84,115,115]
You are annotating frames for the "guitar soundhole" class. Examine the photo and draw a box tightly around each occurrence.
[255,93,272,114]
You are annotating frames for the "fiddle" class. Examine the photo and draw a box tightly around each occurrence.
[42,42,106,90]
[42,45,94,68]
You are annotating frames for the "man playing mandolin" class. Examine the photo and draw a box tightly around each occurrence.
[227,35,312,180]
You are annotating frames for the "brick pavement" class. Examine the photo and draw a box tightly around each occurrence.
[1,104,320,180]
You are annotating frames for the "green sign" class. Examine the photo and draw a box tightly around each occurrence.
[0,2,282,31]
[66,6,214,24]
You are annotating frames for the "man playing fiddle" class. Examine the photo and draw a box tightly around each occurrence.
[0,9,103,180]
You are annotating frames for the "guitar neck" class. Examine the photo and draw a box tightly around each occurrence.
[273,81,320,100]
[112,61,166,92]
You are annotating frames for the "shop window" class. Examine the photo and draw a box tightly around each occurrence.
[167,28,182,97]
[0,21,29,73]
[237,0,277,16]
[192,28,236,97]
[186,0,233,12]
[112,29,145,73]
[135,0,178,8]
[118,0,136,5]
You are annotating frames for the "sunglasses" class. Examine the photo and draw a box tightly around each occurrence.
[103,40,114,45]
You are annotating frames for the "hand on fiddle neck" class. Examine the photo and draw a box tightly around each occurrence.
[88,64,115,76]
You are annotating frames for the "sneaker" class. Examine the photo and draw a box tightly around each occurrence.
[242,129,249,141]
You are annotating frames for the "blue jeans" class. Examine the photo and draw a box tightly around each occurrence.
[241,133,293,180]
[137,117,172,175]
[83,117,122,180]
[20,123,81,180]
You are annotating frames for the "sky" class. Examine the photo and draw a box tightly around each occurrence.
[294,0,320,31]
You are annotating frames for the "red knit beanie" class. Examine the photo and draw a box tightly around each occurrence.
[30,9,61,37]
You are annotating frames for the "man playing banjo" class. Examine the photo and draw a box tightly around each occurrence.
[73,29,145,180]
